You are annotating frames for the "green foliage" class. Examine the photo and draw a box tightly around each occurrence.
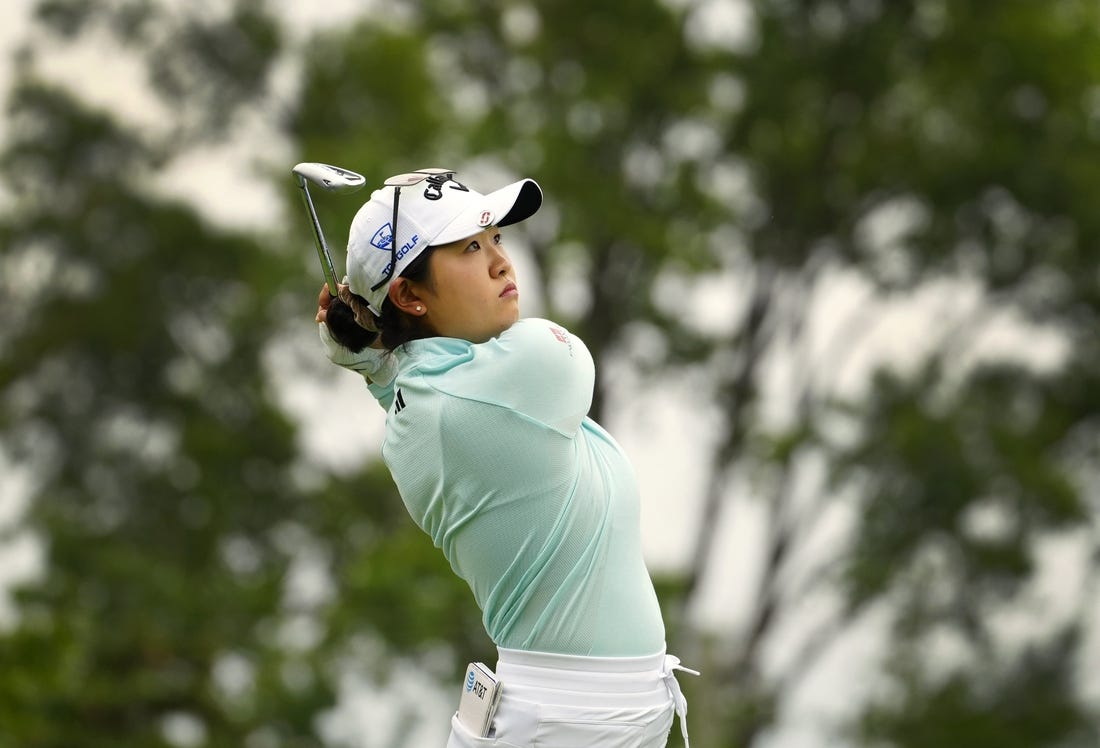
[858,627,1098,747]
[837,359,1085,608]
[403,1,723,422]
[0,74,324,744]
[2,1,1100,747]
[34,0,281,141]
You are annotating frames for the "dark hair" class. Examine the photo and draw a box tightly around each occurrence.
[324,297,377,352]
[327,247,437,353]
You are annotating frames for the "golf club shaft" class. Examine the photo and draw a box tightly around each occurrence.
[296,178,340,297]
[290,162,375,351]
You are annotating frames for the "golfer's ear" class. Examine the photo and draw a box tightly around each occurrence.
[388,278,426,316]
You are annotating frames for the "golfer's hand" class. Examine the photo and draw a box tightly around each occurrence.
[317,312,397,387]
[315,282,344,325]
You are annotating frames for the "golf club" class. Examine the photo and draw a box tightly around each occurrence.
[292,162,366,297]
[292,162,375,352]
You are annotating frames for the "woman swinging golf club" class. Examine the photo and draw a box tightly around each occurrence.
[314,167,697,748]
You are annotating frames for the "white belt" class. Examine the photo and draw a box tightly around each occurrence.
[496,647,699,745]
[659,654,700,747]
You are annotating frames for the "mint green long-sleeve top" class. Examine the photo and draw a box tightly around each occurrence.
[365,318,666,656]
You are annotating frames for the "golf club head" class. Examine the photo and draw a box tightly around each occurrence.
[291,162,379,352]
[292,162,366,194]
[292,161,365,300]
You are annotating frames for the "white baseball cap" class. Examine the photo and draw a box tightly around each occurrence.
[345,169,543,314]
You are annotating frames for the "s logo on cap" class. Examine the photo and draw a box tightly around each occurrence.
[478,210,494,227]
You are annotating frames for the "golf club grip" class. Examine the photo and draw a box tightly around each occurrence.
[325,297,377,353]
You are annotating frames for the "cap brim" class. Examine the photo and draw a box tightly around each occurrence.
[431,178,543,246]
[495,179,543,227]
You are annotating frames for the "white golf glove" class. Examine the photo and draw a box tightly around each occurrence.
[318,322,398,387]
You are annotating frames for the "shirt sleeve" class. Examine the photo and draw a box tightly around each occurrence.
[437,318,595,436]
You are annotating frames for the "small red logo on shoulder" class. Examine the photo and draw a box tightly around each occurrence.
[548,325,575,356]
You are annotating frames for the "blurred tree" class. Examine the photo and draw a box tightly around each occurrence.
[0,77,329,744]
[668,1,1100,745]
[323,1,1099,747]
[0,2,483,746]
[2,1,1100,748]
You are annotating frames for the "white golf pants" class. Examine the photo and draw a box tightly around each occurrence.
[446,646,696,748]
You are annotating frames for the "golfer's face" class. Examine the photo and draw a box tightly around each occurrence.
[417,228,520,343]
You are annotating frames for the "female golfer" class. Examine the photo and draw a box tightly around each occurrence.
[315,168,696,747]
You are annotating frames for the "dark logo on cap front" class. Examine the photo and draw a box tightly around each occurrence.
[423,174,470,201]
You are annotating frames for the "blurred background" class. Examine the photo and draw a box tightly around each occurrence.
[1,1,1098,746]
